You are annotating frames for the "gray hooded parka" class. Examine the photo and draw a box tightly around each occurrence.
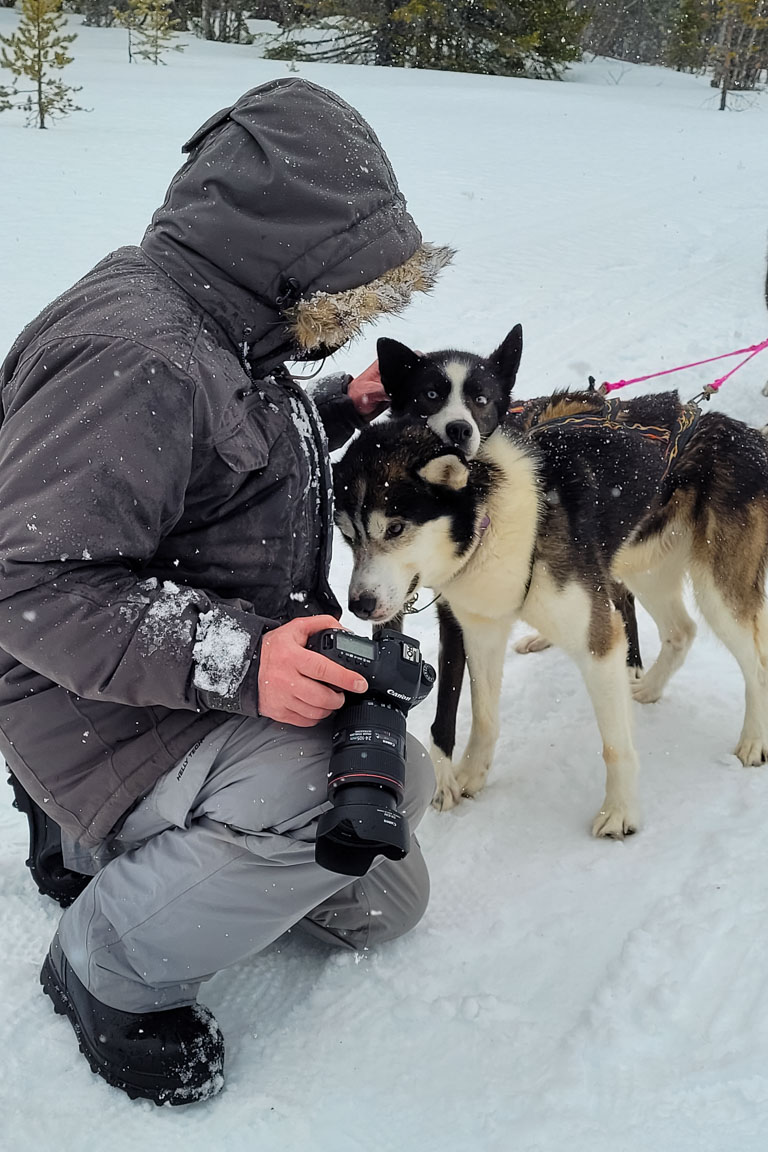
[0,79,451,850]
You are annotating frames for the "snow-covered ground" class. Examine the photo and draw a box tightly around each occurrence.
[2,15,768,1150]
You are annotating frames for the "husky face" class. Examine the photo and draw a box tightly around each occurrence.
[333,422,483,622]
[377,324,523,459]
[335,508,453,623]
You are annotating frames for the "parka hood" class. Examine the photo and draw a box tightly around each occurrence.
[141,78,453,368]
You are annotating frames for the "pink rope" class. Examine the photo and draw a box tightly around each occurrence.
[602,337,768,395]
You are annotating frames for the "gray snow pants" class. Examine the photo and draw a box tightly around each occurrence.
[57,716,435,1012]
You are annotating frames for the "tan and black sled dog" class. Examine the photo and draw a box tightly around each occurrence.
[334,386,768,838]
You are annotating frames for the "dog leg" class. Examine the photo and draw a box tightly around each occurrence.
[613,585,643,678]
[624,562,696,704]
[692,570,768,765]
[527,576,640,836]
[572,624,641,838]
[429,601,465,791]
[432,615,512,810]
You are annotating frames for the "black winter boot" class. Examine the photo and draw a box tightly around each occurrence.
[40,934,225,1105]
[7,771,90,907]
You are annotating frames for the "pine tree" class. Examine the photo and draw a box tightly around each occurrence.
[265,0,587,77]
[112,0,142,60]
[666,0,714,71]
[710,0,768,106]
[0,0,82,128]
[114,0,185,63]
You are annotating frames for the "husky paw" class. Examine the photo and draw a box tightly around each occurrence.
[430,748,462,811]
[452,752,492,801]
[627,665,643,683]
[591,804,638,839]
[514,632,551,655]
[455,771,488,798]
[432,757,491,810]
[631,674,663,704]
[432,779,464,811]
[734,737,768,766]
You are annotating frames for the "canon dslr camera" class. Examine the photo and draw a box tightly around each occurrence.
[305,628,435,877]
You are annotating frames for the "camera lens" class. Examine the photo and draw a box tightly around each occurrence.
[309,628,435,877]
[315,698,409,876]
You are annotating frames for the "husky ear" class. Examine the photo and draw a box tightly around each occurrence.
[418,453,469,492]
[376,337,422,400]
[488,324,523,389]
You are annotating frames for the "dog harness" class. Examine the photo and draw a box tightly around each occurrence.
[507,396,702,480]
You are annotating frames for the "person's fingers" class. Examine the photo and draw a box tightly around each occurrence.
[257,616,367,726]
[276,707,323,728]
[356,392,389,413]
[258,687,335,726]
[347,361,389,416]
[291,674,346,713]
[289,615,348,642]
[295,646,367,695]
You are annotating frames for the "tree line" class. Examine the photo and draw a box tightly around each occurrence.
[580,1,767,94]
[259,1,767,90]
[1,0,766,129]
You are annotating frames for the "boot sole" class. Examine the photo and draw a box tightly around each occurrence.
[40,955,223,1105]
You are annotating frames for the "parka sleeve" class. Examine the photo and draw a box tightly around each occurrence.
[306,371,368,451]
[0,337,272,716]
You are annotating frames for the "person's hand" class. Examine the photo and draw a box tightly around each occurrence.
[347,361,390,422]
[257,616,368,727]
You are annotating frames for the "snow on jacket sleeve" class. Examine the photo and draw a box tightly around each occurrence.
[308,371,368,451]
[0,336,272,716]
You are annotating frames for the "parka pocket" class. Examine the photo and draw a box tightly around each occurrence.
[213,390,285,474]
[214,420,271,473]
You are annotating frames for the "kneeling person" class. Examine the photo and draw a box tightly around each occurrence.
[0,79,451,1104]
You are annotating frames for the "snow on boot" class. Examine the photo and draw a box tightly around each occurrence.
[7,771,90,907]
[40,934,225,1105]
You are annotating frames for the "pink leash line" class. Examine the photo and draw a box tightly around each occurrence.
[602,337,768,396]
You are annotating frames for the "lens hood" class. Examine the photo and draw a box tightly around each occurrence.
[315,788,408,876]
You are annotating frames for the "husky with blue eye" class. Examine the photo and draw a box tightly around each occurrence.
[373,328,647,802]
[334,372,768,837]
[376,325,547,766]
[378,325,524,459]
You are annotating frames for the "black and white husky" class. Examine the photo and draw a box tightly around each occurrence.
[378,325,524,458]
[375,325,563,756]
[373,327,645,798]
[334,390,768,837]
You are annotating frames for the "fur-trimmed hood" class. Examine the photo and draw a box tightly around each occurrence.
[288,241,453,354]
[141,79,453,369]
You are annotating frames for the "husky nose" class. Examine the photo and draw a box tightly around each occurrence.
[446,420,473,447]
[349,593,378,620]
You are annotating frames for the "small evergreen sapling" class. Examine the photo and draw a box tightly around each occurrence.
[113,0,185,64]
[0,0,83,128]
